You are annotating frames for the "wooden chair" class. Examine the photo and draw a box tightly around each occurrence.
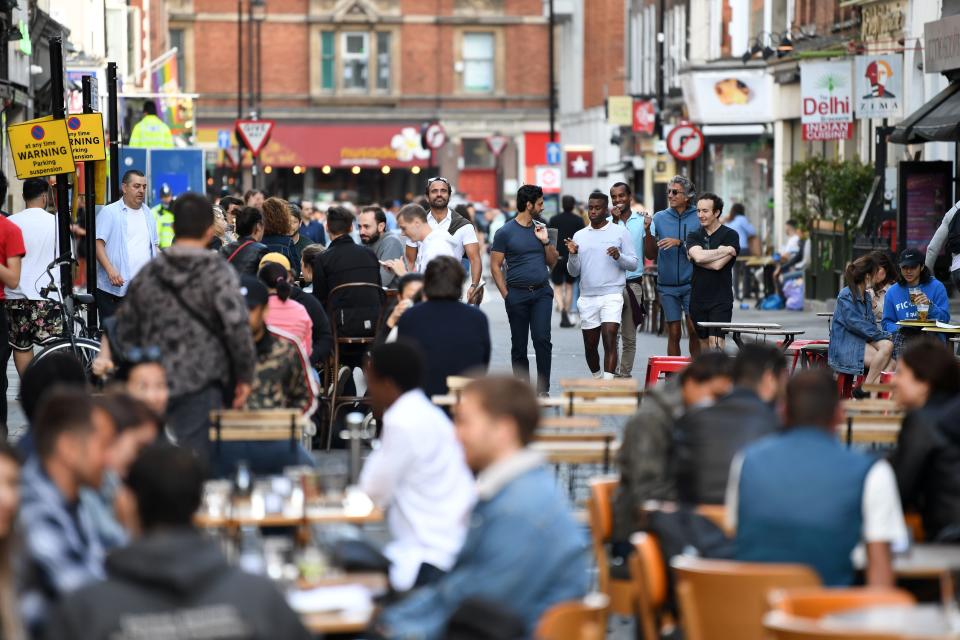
[540,416,602,430]
[323,282,385,447]
[208,409,306,450]
[534,593,609,640]
[843,415,902,447]
[671,556,820,640]
[629,532,669,640]
[763,610,903,640]
[587,477,635,616]
[768,587,914,619]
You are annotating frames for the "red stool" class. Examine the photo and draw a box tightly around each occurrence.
[783,339,830,371]
[836,372,864,399]
[645,356,690,388]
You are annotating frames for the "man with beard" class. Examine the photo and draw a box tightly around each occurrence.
[358,206,405,288]
[404,177,482,300]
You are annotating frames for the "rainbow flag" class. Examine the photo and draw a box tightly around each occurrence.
[150,57,191,136]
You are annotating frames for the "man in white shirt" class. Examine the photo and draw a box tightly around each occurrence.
[386,204,456,276]
[404,178,482,297]
[725,369,907,587]
[94,169,159,318]
[360,342,475,591]
[5,178,62,376]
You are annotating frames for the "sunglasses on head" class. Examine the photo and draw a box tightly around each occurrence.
[426,177,451,189]
[124,346,162,365]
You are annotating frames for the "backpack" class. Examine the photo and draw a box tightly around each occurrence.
[948,208,960,255]
[759,294,785,310]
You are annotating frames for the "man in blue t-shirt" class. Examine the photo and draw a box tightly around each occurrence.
[490,185,560,395]
[643,176,701,357]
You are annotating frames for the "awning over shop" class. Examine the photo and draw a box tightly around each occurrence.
[889,81,960,144]
[197,122,431,168]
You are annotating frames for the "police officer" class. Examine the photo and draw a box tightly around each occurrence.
[128,101,174,149]
[153,184,175,249]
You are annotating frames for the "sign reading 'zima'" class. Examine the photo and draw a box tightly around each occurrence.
[8,117,76,178]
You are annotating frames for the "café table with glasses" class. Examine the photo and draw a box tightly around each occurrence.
[197,465,387,636]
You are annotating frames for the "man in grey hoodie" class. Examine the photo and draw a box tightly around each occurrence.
[114,193,256,456]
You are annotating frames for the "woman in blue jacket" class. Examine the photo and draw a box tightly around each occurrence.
[829,255,894,392]
[881,247,950,355]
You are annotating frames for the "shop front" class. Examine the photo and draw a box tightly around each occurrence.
[889,13,960,281]
[681,67,774,238]
[198,122,432,203]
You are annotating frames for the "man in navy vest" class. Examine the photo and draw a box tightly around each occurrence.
[725,369,907,587]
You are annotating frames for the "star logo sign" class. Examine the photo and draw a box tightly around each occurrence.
[565,148,594,178]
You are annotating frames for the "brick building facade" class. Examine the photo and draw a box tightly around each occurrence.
[168,0,551,204]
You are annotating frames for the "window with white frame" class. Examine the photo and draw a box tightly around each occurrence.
[342,32,369,90]
[462,32,495,93]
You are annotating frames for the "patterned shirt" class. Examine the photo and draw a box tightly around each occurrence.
[245,327,317,416]
[18,457,105,634]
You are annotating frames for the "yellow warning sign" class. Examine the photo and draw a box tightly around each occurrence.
[7,118,76,179]
[65,113,106,162]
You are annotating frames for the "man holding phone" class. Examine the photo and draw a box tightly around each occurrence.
[490,185,559,395]
[566,191,638,379]
[644,175,702,357]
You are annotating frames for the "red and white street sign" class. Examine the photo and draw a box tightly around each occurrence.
[486,135,509,157]
[235,119,275,157]
[666,122,705,161]
[633,100,656,135]
[565,147,594,178]
[422,122,447,150]
[223,147,241,168]
[535,165,562,194]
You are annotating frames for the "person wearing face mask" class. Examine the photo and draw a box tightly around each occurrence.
[0,442,24,640]
[829,255,895,395]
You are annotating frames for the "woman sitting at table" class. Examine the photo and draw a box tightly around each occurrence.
[868,250,897,327]
[881,248,950,356]
[891,339,960,542]
[829,256,894,395]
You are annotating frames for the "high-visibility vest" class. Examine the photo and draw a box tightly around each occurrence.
[129,115,174,148]
[153,203,175,248]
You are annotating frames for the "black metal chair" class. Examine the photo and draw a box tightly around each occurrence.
[321,282,386,448]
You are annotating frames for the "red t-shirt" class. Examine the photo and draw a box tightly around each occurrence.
[0,215,26,301]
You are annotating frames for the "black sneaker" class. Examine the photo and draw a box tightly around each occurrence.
[851,386,869,400]
[559,311,573,328]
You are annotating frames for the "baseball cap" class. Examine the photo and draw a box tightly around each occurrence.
[259,252,291,272]
[898,248,924,268]
[239,275,269,309]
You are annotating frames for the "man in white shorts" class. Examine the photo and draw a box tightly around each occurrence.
[566,191,638,379]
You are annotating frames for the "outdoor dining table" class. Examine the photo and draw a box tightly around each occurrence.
[695,322,783,349]
[922,326,960,355]
[821,604,960,639]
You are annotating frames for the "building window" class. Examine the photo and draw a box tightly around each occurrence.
[462,32,494,93]
[342,32,369,90]
[376,31,391,91]
[169,28,186,89]
[321,31,335,90]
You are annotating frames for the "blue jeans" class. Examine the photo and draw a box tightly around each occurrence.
[505,285,553,394]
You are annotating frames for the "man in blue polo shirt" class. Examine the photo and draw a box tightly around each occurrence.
[610,182,651,378]
[644,175,701,357]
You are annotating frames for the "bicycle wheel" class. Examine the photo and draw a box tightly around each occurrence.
[31,338,102,382]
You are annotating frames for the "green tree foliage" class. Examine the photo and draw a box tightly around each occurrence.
[784,156,875,239]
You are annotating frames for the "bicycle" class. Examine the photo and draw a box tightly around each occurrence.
[27,255,101,380]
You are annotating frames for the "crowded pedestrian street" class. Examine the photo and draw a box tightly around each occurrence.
[5,0,960,639]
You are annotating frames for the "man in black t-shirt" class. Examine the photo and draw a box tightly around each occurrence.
[686,192,740,350]
[548,195,585,328]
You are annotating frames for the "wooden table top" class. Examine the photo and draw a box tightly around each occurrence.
[822,603,959,638]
